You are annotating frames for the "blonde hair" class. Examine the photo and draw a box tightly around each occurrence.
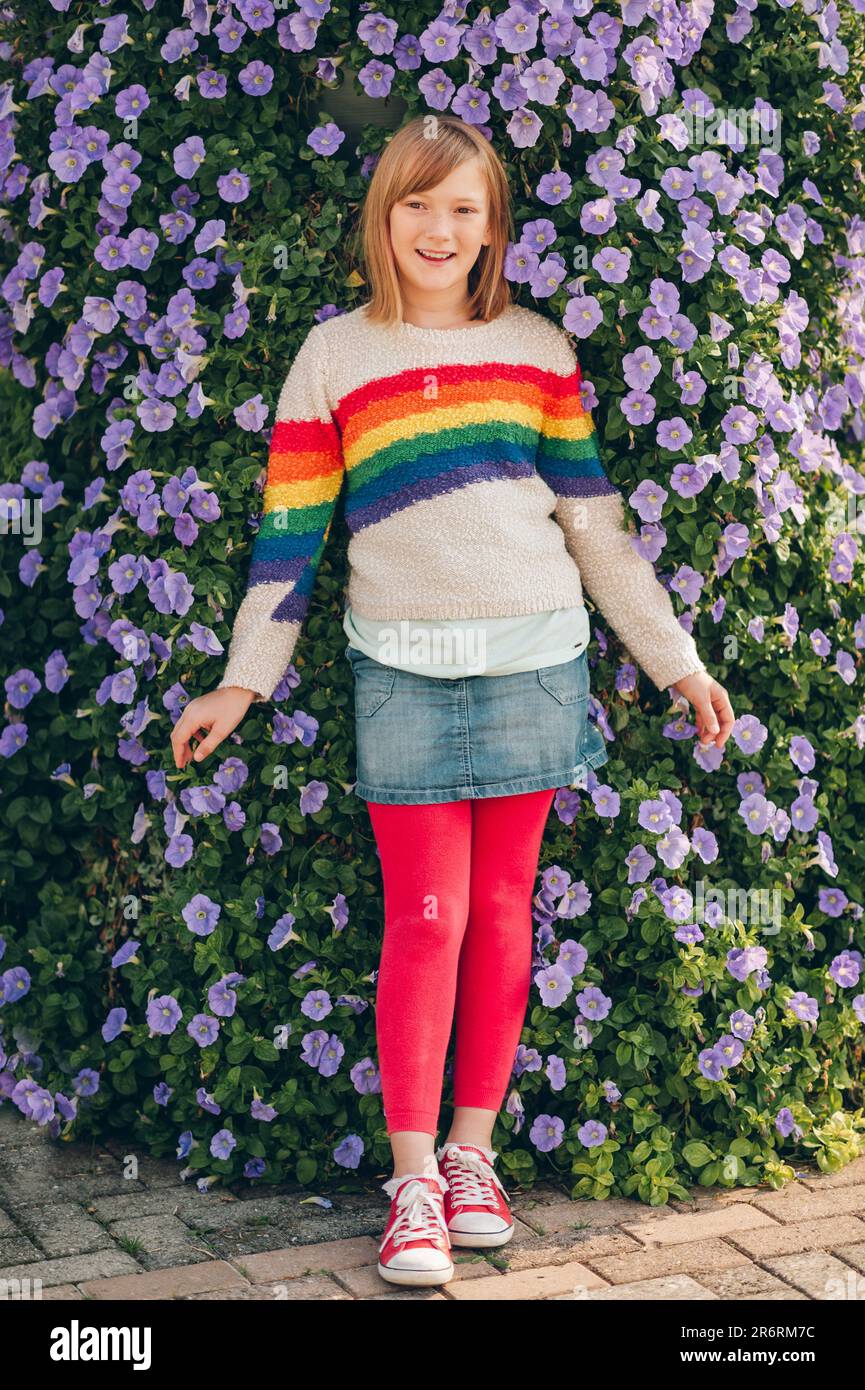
[358,114,514,327]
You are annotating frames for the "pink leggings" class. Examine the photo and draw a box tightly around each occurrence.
[366,787,556,1136]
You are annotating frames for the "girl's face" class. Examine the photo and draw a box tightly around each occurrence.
[388,156,492,303]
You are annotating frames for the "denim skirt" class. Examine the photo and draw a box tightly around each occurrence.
[346,644,610,805]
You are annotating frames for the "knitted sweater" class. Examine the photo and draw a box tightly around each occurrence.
[217,301,707,702]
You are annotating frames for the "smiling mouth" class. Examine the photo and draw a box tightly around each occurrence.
[416,249,456,262]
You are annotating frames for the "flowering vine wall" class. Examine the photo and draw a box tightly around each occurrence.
[1,0,865,1202]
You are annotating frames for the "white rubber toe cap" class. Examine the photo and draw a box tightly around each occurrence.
[448,1212,511,1234]
[382,1246,454,1271]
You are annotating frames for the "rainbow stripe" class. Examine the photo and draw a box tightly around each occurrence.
[246,359,616,623]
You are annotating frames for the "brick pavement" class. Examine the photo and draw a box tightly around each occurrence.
[1,1107,863,1301]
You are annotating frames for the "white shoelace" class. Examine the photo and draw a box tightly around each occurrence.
[441,1145,512,1208]
[381,1178,451,1252]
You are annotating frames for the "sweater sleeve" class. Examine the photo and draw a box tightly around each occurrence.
[217,325,344,702]
[535,330,708,693]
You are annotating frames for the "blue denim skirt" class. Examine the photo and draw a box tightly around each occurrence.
[346,644,610,804]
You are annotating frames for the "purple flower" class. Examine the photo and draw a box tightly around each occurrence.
[534,963,573,1007]
[819,887,848,917]
[111,940,140,968]
[726,946,768,982]
[786,991,819,1024]
[729,1009,755,1040]
[182,893,221,937]
[2,966,31,1002]
[419,19,463,63]
[775,1107,802,1140]
[307,122,346,157]
[146,994,182,1035]
[334,1134,364,1169]
[738,793,772,835]
[698,1048,725,1081]
[251,1097,278,1122]
[357,59,394,98]
[350,1057,381,1095]
[102,1008,127,1042]
[829,951,861,988]
[217,168,251,203]
[209,975,242,1017]
[73,1068,100,1097]
[299,780,328,815]
[357,11,398,54]
[237,60,273,97]
[657,417,693,450]
[301,988,333,1021]
[574,985,611,1021]
[557,939,588,978]
[732,714,769,754]
[563,293,603,338]
[638,798,673,834]
[715,1034,745,1068]
[210,1128,237,1160]
[188,1013,220,1047]
[494,6,538,54]
[529,1113,564,1152]
[5,669,41,710]
[577,1118,607,1148]
[591,784,620,817]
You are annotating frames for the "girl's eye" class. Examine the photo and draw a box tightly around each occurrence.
[404,201,477,213]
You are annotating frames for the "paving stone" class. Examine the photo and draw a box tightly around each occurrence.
[669,1187,774,1213]
[589,1236,751,1284]
[444,1259,608,1300]
[107,1215,214,1271]
[747,1185,865,1224]
[0,1270,44,1298]
[86,1190,249,1224]
[0,1109,51,1148]
[0,1145,145,1207]
[15,1203,113,1259]
[763,1250,865,1300]
[492,1222,643,1273]
[515,1195,668,1236]
[0,1249,141,1289]
[831,1242,865,1275]
[98,1141,195,1189]
[551,1273,720,1300]
[37,1284,87,1300]
[506,1180,572,1210]
[237,1235,380,1283]
[0,1234,43,1266]
[794,1157,865,1189]
[621,1204,779,1247]
[332,1255,498,1298]
[80,1260,245,1300]
[724,1214,865,1259]
[0,1209,20,1237]
[697,1266,810,1299]
[168,1189,384,1254]
[365,1290,450,1300]
[184,1274,352,1300]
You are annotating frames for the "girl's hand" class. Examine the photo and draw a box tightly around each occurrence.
[671,670,735,752]
[171,686,257,769]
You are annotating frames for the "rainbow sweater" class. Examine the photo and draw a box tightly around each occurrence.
[218,301,706,702]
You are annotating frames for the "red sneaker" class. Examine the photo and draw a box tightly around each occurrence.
[437,1142,515,1248]
[377,1171,454,1287]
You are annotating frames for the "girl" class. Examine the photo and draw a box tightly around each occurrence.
[172,114,735,1288]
